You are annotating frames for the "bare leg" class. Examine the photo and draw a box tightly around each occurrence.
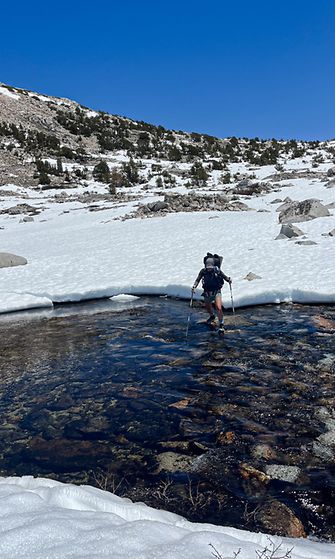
[204,300,214,317]
[215,293,224,323]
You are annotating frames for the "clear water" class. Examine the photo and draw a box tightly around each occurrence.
[0,297,334,538]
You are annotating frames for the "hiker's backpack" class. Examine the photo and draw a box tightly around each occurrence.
[203,252,223,268]
[202,253,224,291]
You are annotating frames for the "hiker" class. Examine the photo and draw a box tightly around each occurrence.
[192,254,232,332]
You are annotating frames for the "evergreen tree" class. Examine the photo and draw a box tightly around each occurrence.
[93,161,110,183]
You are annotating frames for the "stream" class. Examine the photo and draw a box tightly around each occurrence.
[0,297,334,539]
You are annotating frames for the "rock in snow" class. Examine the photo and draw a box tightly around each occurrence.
[0,253,27,268]
[278,199,330,223]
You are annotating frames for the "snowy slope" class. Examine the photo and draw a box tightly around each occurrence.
[0,177,334,314]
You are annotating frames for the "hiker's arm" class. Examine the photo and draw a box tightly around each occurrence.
[222,271,232,284]
[192,269,204,290]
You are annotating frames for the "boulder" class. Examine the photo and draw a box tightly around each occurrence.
[275,196,293,212]
[147,201,169,212]
[326,166,335,177]
[278,199,330,223]
[0,252,27,268]
[265,465,302,484]
[277,223,304,239]
[255,500,306,538]
[244,272,262,281]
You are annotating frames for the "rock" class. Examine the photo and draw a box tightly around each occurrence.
[20,216,34,223]
[232,180,271,196]
[155,451,194,473]
[1,203,41,216]
[131,193,251,219]
[277,223,304,239]
[244,272,262,281]
[239,463,270,484]
[295,240,317,245]
[255,500,306,538]
[270,198,283,204]
[279,199,330,224]
[265,465,303,483]
[147,201,169,212]
[251,444,277,461]
[328,229,335,237]
[0,252,27,268]
[275,196,293,212]
[326,166,335,177]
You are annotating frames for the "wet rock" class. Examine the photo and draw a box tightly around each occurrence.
[312,315,335,331]
[255,500,306,538]
[169,398,192,410]
[251,444,277,461]
[155,451,194,473]
[265,464,304,484]
[295,240,317,246]
[0,252,27,268]
[216,431,236,445]
[239,463,270,484]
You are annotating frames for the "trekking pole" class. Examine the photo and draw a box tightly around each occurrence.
[185,289,194,342]
[229,282,236,327]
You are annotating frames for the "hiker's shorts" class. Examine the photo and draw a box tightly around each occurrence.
[202,290,221,303]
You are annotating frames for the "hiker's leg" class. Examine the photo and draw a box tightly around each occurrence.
[204,300,214,316]
[215,293,224,323]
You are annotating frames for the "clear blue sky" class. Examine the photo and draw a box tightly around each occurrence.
[1,0,334,140]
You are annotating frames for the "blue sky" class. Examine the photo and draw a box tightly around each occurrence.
[1,0,334,140]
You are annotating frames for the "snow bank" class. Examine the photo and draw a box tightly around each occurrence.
[0,177,334,315]
[0,476,334,559]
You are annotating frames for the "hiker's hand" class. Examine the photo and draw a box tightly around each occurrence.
[228,277,232,284]
[192,286,196,292]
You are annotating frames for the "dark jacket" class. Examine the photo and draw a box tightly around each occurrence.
[193,267,230,292]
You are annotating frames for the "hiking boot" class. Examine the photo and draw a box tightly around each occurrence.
[218,323,225,333]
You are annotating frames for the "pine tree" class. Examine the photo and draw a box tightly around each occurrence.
[93,161,110,183]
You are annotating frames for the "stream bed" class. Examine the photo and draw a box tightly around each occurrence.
[0,297,334,540]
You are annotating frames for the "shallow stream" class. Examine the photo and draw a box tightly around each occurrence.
[0,297,334,539]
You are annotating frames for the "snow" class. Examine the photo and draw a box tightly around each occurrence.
[0,177,334,313]
[0,476,334,559]
[0,85,20,100]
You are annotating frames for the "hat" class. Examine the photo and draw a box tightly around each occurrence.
[205,258,215,269]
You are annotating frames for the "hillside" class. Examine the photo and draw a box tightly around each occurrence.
[1,82,335,197]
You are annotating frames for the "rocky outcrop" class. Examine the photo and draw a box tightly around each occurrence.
[232,179,271,196]
[124,193,251,219]
[0,252,27,268]
[0,203,42,216]
[278,198,330,223]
